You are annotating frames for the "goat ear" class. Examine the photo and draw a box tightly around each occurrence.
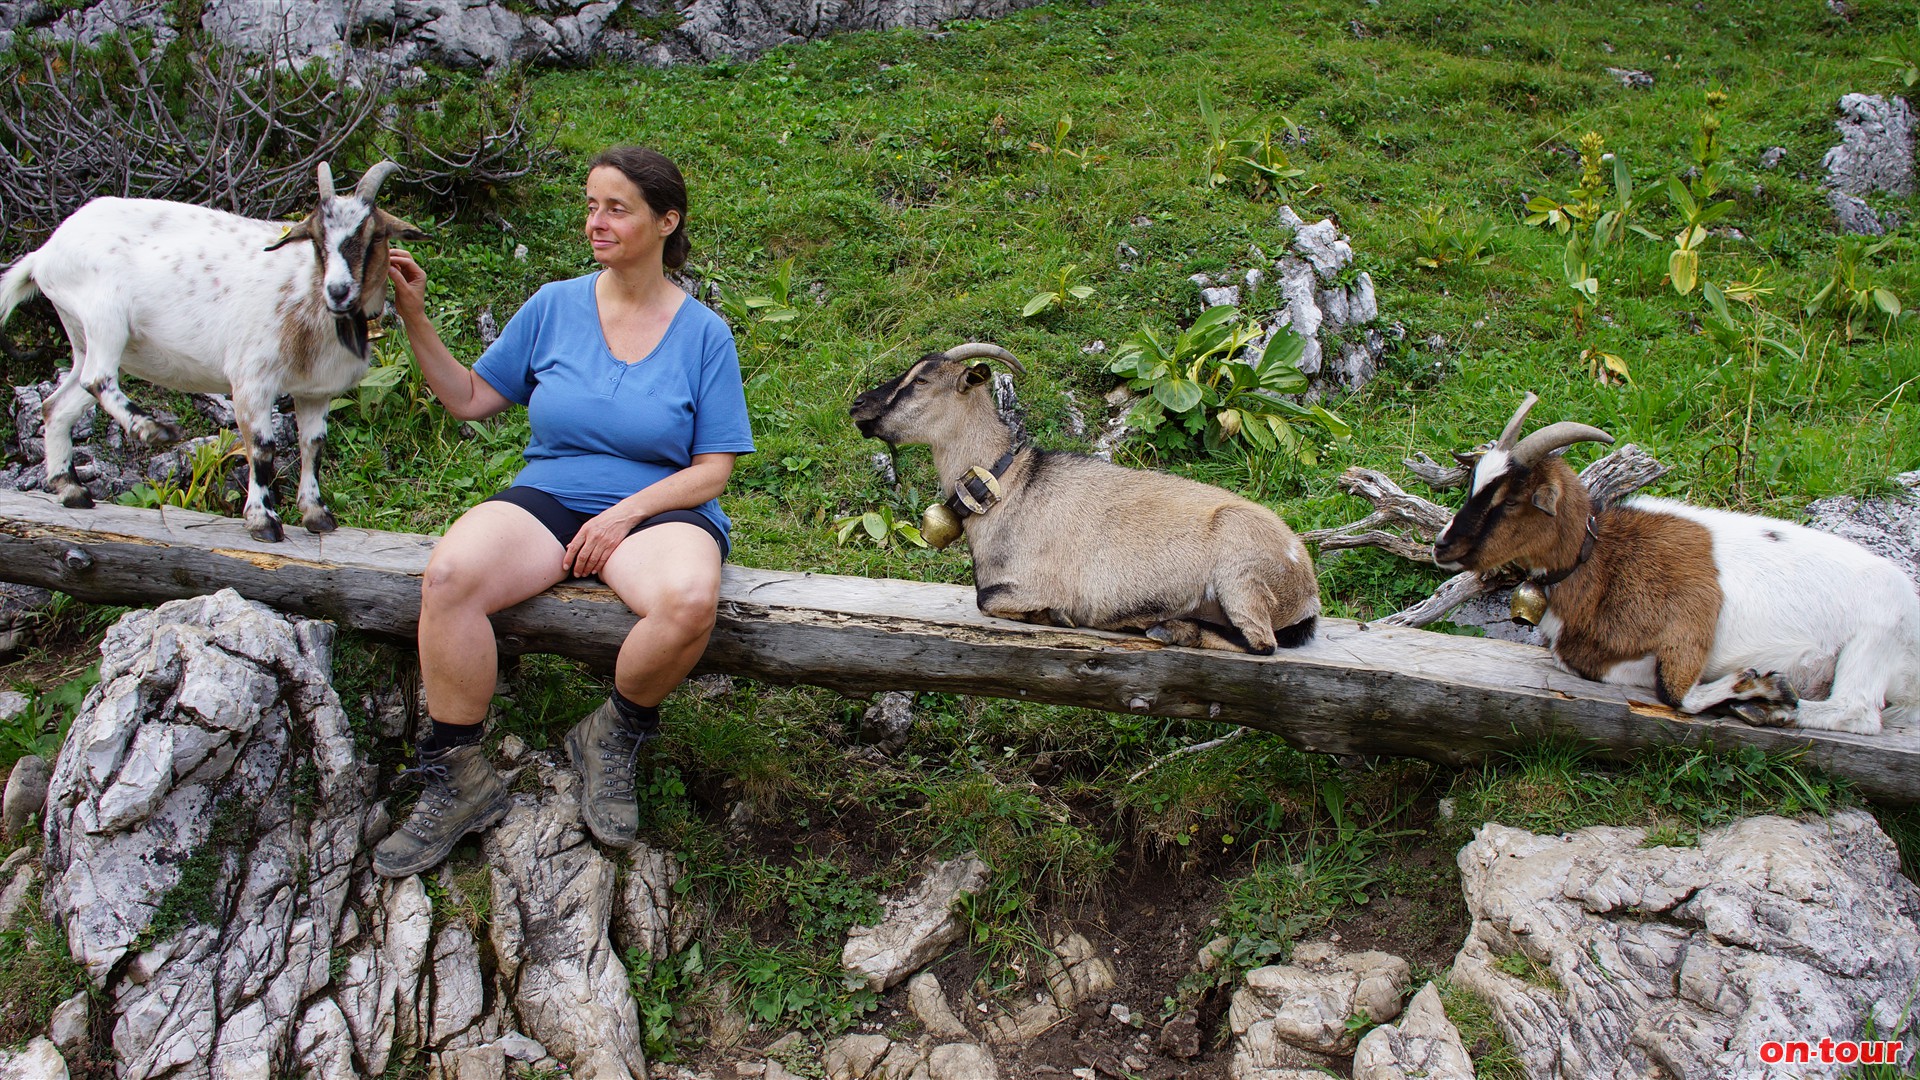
[263,217,315,251]
[958,363,992,391]
[1451,449,1481,468]
[1531,482,1561,517]
[374,209,429,242]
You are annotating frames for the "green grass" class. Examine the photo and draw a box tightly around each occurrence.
[6,0,1920,1064]
[0,891,91,1049]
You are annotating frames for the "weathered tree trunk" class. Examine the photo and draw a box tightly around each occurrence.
[0,490,1914,801]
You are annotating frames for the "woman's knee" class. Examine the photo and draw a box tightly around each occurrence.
[421,549,490,611]
[650,577,720,637]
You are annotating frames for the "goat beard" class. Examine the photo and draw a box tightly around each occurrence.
[333,311,370,360]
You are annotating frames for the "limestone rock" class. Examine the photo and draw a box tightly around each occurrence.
[615,843,681,962]
[1,0,1053,72]
[2,754,50,841]
[1452,812,1920,1079]
[983,931,1118,1044]
[1230,942,1412,1059]
[825,1033,893,1079]
[1824,93,1915,197]
[434,1043,507,1080]
[1831,189,1897,235]
[294,999,358,1080]
[0,1037,68,1080]
[45,992,86,1053]
[1351,982,1474,1080]
[429,923,487,1047]
[0,860,37,931]
[842,855,988,992]
[908,972,971,1039]
[487,762,648,1080]
[926,1042,997,1079]
[1043,932,1118,1010]
[42,590,375,1080]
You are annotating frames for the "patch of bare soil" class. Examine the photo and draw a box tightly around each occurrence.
[690,820,1472,1079]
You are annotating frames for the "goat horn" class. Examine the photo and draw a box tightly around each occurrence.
[316,162,336,201]
[1511,421,1615,467]
[1495,392,1538,452]
[356,160,402,202]
[945,342,1026,375]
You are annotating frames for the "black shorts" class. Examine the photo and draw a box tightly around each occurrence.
[483,486,729,560]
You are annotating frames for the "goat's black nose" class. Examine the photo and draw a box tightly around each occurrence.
[327,283,352,306]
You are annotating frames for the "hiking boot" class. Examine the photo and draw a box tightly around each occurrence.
[373,743,510,879]
[566,698,658,848]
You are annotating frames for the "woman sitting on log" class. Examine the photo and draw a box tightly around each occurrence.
[377,146,755,878]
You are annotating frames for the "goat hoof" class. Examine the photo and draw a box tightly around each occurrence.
[303,509,337,534]
[56,484,93,509]
[1144,625,1175,645]
[134,419,183,446]
[248,516,286,544]
[1730,701,1796,729]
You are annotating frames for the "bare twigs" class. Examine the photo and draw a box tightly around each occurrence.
[0,31,388,244]
[1312,444,1670,628]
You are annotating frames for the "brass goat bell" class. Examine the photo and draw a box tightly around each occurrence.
[1510,581,1549,625]
[921,503,963,549]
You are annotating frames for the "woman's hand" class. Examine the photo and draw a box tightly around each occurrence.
[565,502,646,577]
[387,249,428,323]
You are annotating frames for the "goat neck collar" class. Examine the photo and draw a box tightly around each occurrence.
[944,449,1019,520]
[1530,513,1599,588]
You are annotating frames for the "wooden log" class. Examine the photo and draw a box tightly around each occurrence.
[0,489,1916,802]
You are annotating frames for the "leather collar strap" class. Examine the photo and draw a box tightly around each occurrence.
[1532,513,1599,588]
[945,450,1018,520]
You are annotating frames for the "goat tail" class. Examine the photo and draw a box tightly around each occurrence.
[0,254,39,329]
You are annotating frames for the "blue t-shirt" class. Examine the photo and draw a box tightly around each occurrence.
[473,272,755,545]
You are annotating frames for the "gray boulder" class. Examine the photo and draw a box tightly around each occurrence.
[1351,982,1475,1080]
[1452,812,1920,1079]
[0,0,1051,71]
[43,589,374,1079]
[842,854,987,992]
[1824,93,1915,197]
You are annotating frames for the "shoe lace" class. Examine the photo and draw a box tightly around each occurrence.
[396,760,456,831]
[596,723,658,801]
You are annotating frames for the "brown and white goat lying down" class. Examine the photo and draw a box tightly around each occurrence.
[851,343,1320,653]
[0,161,425,541]
[1434,394,1920,734]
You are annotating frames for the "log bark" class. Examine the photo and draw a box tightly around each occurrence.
[0,490,1914,802]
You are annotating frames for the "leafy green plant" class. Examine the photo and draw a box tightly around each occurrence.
[1703,271,1810,495]
[1408,205,1496,270]
[628,943,706,1061]
[2,665,99,771]
[833,504,928,549]
[1666,90,1738,296]
[1523,131,1652,375]
[1026,114,1102,173]
[717,258,804,351]
[1871,15,1920,89]
[1108,305,1351,461]
[1021,263,1096,318]
[1665,176,1734,297]
[114,429,246,515]
[1805,236,1903,338]
[1198,91,1309,199]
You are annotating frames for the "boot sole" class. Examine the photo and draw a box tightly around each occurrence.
[372,792,512,879]
[566,723,640,849]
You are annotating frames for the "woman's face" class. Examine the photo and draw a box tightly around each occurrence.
[584,166,678,271]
